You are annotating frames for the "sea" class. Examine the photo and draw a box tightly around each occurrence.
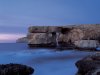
[0,43,94,75]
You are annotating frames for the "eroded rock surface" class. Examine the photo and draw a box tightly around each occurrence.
[76,53,100,75]
[27,33,56,47]
[22,24,100,50]
[74,40,99,50]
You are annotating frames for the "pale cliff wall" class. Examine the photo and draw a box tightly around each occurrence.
[21,24,100,50]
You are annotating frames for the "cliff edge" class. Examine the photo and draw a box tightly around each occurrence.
[17,24,100,50]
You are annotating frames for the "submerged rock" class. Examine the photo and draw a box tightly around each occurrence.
[76,53,100,75]
[0,63,34,75]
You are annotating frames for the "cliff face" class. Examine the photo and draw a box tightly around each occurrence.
[27,24,100,50]
[75,24,100,40]
[27,33,56,47]
[28,26,59,47]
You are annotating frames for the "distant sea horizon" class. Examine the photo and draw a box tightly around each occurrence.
[0,33,26,43]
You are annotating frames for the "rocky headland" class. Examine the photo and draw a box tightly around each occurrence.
[16,37,28,43]
[17,24,100,51]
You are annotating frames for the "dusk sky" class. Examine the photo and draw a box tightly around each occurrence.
[0,0,100,42]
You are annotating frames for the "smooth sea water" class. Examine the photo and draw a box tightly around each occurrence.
[0,43,94,75]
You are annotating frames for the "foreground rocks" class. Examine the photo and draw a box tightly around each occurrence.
[0,63,34,75]
[76,53,100,75]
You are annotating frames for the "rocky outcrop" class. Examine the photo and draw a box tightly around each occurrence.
[0,63,34,75]
[27,24,100,50]
[76,53,100,75]
[16,37,28,43]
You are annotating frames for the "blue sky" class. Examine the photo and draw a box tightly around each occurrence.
[0,0,100,42]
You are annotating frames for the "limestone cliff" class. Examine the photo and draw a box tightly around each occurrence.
[23,24,100,50]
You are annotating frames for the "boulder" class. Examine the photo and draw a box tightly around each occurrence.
[0,63,34,75]
[76,53,100,75]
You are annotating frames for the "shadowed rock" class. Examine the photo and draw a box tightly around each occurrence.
[0,63,34,75]
[76,53,100,75]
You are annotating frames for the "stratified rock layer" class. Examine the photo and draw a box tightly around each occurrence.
[27,33,56,47]
[27,24,100,50]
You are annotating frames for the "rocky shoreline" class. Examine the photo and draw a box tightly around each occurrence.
[17,24,100,51]
[76,53,100,75]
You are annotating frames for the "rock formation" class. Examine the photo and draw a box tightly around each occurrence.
[0,63,34,75]
[74,40,99,50]
[76,53,100,75]
[27,33,56,47]
[16,37,28,43]
[18,24,100,50]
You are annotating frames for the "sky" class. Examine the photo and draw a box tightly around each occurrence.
[0,0,100,42]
